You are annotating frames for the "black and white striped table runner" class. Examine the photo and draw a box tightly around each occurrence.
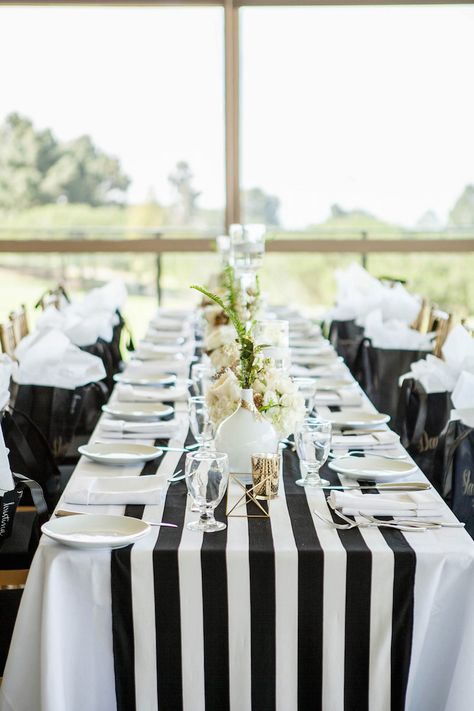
[110,422,416,711]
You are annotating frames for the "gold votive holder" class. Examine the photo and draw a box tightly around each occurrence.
[251,453,281,500]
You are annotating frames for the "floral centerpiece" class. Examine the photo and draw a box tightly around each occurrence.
[191,282,305,440]
[201,266,261,371]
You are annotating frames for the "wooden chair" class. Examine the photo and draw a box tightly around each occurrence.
[411,298,430,333]
[430,308,453,358]
[8,305,28,345]
[35,285,70,312]
[0,322,17,359]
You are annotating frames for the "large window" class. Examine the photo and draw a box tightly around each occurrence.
[1,3,474,325]
[240,5,474,233]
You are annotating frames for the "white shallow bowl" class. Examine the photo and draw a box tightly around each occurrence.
[113,372,176,387]
[102,402,174,421]
[42,514,150,550]
[78,442,163,466]
[328,455,418,482]
[327,411,390,428]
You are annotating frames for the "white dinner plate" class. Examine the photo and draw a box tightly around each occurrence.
[78,442,163,466]
[327,411,391,428]
[290,337,326,348]
[292,352,340,365]
[290,344,332,355]
[144,332,186,345]
[102,402,174,420]
[313,378,355,391]
[113,372,176,387]
[328,455,418,482]
[42,515,150,550]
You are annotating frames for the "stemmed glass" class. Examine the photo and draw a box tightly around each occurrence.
[188,396,214,449]
[294,418,332,487]
[185,450,229,532]
[293,377,318,416]
[191,363,213,397]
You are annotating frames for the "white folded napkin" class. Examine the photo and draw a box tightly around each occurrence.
[100,418,179,435]
[331,430,400,449]
[64,476,163,505]
[328,490,443,518]
[116,384,187,403]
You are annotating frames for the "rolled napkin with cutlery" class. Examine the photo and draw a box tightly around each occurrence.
[64,476,164,506]
[331,430,399,450]
[99,418,181,439]
[328,490,444,518]
[116,384,187,403]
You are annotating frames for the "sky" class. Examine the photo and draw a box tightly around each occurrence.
[0,5,473,229]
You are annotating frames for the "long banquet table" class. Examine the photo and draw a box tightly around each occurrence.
[1,310,474,711]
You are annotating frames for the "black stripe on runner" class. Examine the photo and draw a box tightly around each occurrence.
[282,446,324,711]
[153,428,195,711]
[323,463,373,711]
[201,493,230,711]
[111,439,166,711]
[247,493,276,711]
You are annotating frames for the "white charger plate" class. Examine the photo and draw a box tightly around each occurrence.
[42,514,150,550]
[327,411,390,428]
[78,442,163,465]
[102,402,174,421]
[114,372,176,387]
[328,455,418,481]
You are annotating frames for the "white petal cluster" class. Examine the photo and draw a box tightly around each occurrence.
[206,369,241,426]
[204,324,236,353]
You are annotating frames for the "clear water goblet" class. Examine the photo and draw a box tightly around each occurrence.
[185,450,229,532]
[188,396,214,449]
[294,418,332,487]
[293,377,318,416]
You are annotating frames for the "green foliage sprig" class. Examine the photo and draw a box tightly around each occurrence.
[191,282,263,389]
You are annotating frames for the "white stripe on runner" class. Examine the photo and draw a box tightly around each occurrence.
[131,404,189,710]
[226,476,252,711]
[307,484,347,711]
[358,526,394,711]
[179,500,206,711]
[269,468,299,711]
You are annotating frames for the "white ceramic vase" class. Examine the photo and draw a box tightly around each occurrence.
[214,388,279,483]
